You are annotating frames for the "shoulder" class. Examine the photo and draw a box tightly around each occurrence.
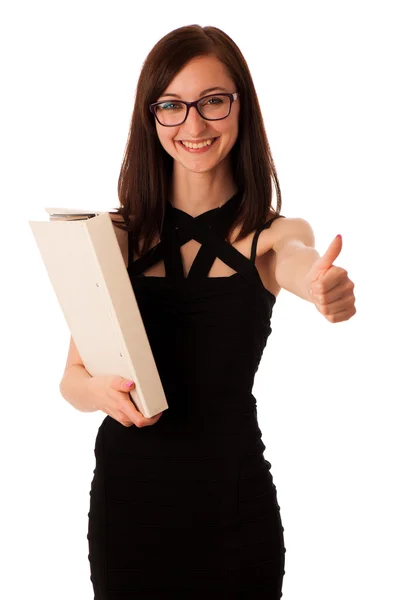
[256,216,315,258]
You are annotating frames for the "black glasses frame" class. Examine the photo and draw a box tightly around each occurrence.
[149,92,240,127]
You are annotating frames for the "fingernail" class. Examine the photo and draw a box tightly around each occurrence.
[336,234,342,239]
[125,381,134,388]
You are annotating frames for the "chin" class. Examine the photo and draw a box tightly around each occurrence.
[184,162,220,174]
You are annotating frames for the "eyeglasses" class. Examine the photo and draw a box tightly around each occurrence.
[149,92,240,127]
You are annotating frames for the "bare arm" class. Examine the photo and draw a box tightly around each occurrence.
[59,334,97,412]
[272,218,320,302]
[59,364,97,413]
[275,246,320,302]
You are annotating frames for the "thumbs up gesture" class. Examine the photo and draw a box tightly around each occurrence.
[305,234,356,323]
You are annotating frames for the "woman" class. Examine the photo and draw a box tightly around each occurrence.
[60,24,356,599]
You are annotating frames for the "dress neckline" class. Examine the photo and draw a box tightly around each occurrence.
[129,189,277,306]
[166,191,241,221]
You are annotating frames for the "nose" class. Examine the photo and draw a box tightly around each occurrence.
[183,105,207,137]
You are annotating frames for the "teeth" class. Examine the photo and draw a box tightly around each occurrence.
[181,138,215,149]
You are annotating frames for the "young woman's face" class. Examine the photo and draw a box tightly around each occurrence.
[153,55,240,174]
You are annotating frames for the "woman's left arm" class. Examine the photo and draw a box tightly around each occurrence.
[272,218,356,323]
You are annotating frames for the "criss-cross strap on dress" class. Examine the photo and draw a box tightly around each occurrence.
[87,191,287,599]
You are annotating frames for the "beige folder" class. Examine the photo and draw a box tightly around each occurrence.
[28,207,168,419]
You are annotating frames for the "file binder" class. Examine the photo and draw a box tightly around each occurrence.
[28,207,168,419]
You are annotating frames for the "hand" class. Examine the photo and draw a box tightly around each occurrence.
[305,234,356,323]
[87,375,163,427]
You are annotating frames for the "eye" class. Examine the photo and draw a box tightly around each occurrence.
[157,102,184,111]
[205,96,224,105]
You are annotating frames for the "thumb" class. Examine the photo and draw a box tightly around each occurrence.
[306,234,343,287]
[118,377,135,391]
[317,234,343,271]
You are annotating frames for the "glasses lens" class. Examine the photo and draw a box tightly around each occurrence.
[198,95,231,120]
[154,101,187,126]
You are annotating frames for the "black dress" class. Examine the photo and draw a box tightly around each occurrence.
[87,192,286,599]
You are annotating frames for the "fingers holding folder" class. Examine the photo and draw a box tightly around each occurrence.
[88,375,163,427]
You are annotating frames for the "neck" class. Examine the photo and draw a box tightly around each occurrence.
[168,156,237,218]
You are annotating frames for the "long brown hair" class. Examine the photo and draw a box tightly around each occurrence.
[113,24,282,259]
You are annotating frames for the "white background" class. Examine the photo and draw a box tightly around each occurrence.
[1,1,399,598]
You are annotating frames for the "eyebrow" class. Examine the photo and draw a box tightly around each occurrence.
[158,86,229,99]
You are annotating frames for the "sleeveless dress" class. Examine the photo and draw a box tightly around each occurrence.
[87,192,287,599]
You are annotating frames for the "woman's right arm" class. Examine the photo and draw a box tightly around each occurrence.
[59,336,97,412]
[59,336,163,426]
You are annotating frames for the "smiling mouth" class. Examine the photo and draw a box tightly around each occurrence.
[178,137,219,149]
